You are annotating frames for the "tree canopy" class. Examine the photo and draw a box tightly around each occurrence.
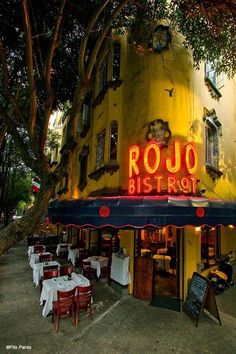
[0,0,236,255]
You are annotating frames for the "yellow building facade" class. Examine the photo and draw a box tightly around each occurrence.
[50,26,236,310]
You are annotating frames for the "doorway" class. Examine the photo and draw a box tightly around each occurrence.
[134,227,181,311]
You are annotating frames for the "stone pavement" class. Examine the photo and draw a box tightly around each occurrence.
[1,241,236,354]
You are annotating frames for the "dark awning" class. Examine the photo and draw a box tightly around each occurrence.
[48,195,236,229]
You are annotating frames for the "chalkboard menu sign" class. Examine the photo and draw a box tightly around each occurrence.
[183,272,221,327]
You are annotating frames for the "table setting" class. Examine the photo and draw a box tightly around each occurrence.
[32,261,61,287]
[29,252,53,268]
[84,256,109,278]
[40,272,90,317]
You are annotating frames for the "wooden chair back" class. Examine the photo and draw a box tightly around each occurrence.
[74,285,93,326]
[39,253,53,263]
[60,265,73,276]
[43,268,59,280]
[82,260,95,279]
[53,288,76,332]
[58,245,69,258]
[34,245,45,254]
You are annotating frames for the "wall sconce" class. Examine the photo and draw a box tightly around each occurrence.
[195,227,201,232]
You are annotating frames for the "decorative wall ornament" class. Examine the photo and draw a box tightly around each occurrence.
[148,25,171,53]
[146,119,171,145]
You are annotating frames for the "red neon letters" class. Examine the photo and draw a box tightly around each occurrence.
[128,140,199,195]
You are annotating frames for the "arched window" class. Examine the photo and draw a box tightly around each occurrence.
[109,121,118,163]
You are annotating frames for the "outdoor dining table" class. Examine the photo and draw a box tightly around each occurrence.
[32,261,61,287]
[153,254,171,272]
[29,252,53,269]
[40,272,90,317]
[27,245,46,260]
[84,256,109,278]
[56,243,71,256]
[67,248,85,266]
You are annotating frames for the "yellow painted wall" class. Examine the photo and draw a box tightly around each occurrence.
[62,30,236,301]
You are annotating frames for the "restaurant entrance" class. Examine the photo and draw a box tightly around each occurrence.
[134,227,181,311]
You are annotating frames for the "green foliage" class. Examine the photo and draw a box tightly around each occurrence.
[170,0,236,76]
[0,135,33,223]
[46,129,61,152]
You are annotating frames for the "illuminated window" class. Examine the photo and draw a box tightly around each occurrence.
[99,57,108,93]
[109,121,118,163]
[96,129,106,168]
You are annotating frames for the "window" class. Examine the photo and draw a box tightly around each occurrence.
[96,130,106,169]
[112,42,121,81]
[205,110,222,174]
[205,120,219,169]
[204,62,223,98]
[99,57,108,93]
[77,93,91,137]
[205,62,217,87]
[109,121,118,163]
[79,145,89,191]
[201,226,220,269]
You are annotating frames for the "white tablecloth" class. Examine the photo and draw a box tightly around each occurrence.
[40,272,90,317]
[157,248,168,255]
[32,261,61,287]
[84,256,109,278]
[153,255,171,272]
[67,248,85,266]
[29,252,52,268]
[56,243,71,256]
[111,254,131,285]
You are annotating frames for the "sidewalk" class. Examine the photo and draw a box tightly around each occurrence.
[1,241,236,354]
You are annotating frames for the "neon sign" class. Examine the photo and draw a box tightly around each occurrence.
[128,140,199,195]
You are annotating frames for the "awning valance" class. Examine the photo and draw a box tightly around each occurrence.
[48,195,236,229]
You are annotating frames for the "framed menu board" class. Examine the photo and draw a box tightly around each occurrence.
[183,272,221,327]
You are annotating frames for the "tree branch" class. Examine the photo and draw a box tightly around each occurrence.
[0,124,7,151]
[68,0,130,138]
[40,0,67,151]
[78,0,111,78]
[85,0,130,80]
[43,0,67,92]
[20,0,37,139]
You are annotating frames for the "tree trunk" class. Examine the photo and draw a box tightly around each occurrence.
[0,183,52,256]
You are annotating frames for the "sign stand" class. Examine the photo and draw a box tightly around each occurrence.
[183,272,221,327]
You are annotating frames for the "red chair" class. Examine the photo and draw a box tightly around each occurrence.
[82,260,96,279]
[60,265,73,276]
[52,288,76,333]
[42,268,59,280]
[34,245,45,254]
[74,285,93,326]
[38,253,53,263]
[77,249,89,269]
[40,266,59,291]
[58,245,69,259]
